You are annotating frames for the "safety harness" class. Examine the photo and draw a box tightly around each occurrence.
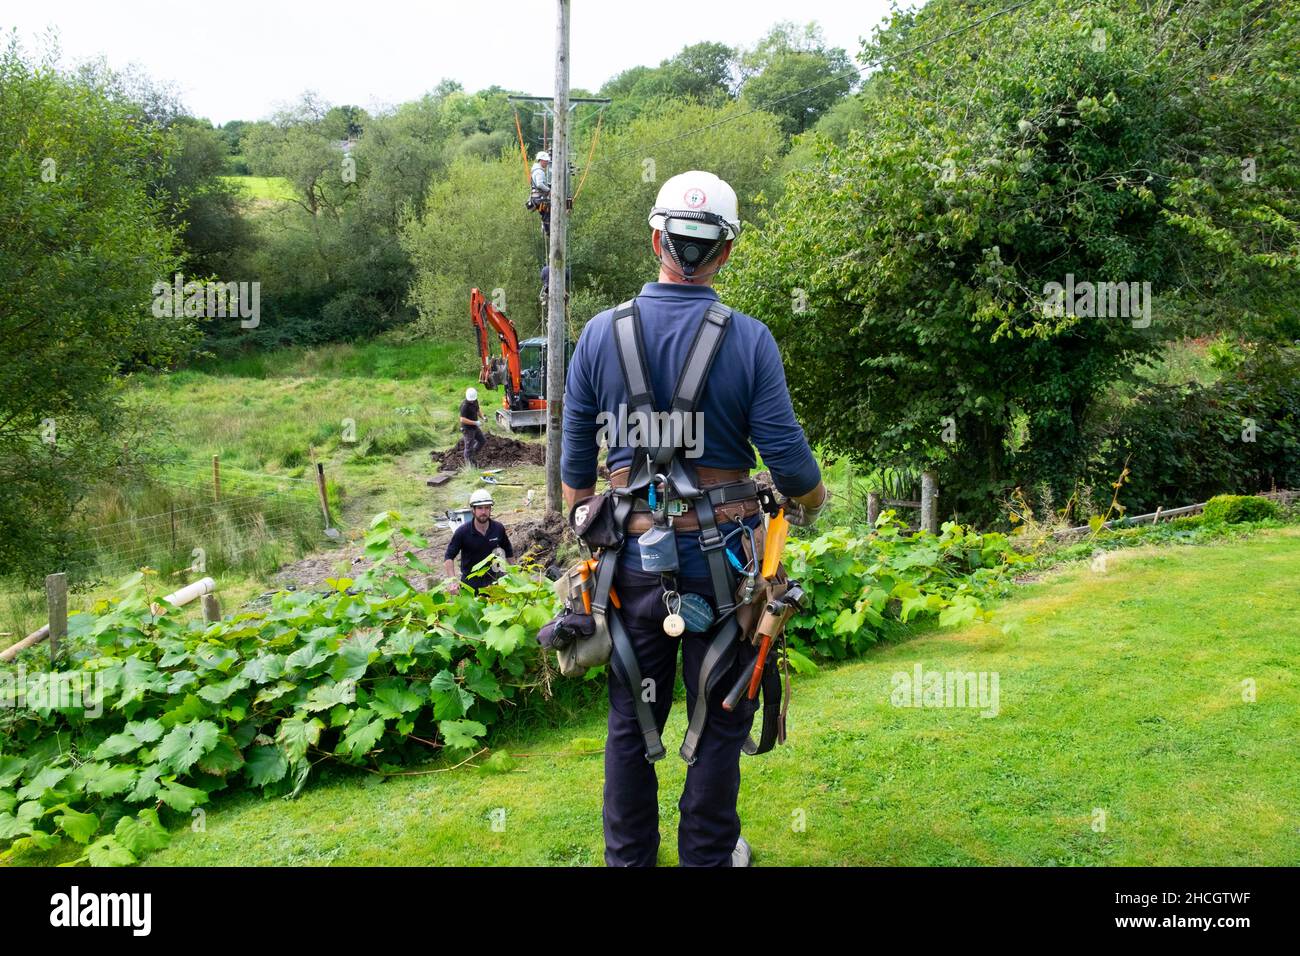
[588,297,784,765]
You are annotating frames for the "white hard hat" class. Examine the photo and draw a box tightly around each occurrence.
[466,387,478,401]
[469,489,494,507]
[648,170,741,241]
[536,151,550,162]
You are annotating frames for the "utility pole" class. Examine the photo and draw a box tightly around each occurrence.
[545,0,570,513]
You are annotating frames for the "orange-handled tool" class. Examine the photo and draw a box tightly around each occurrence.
[762,508,789,579]
[578,558,619,612]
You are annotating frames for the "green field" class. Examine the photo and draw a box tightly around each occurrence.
[219,175,296,203]
[1,339,545,645]
[115,528,1298,867]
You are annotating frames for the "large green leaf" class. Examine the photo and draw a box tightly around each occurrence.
[197,674,250,703]
[438,719,487,751]
[156,720,221,774]
[0,800,44,839]
[369,681,425,719]
[93,733,142,760]
[483,623,526,655]
[244,745,288,787]
[0,755,27,788]
[463,666,505,702]
[125,718,165,744]
[17,765,71,802]
[276,717,323,762]
[157,778,207,812]
[83,834,137,867]
[337,715,386,758]
[114,808,171,856]
[197,736,246,776]
[54,806,100,844]
[304,679,357,713]
[81,762,137,797]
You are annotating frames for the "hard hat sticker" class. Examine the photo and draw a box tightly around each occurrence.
[683,188,707,208]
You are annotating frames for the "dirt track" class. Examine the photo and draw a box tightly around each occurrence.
[271,508,569,592]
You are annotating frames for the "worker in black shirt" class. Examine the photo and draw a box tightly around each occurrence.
[459,386,487,469]
[443,489,514,593]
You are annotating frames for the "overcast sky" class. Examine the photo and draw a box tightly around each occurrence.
[5,0,900,125]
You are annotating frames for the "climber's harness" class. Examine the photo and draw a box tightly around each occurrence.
[563,297,794,765]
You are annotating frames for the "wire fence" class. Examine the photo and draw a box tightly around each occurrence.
[60,458,329,585]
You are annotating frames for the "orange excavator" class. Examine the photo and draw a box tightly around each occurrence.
[470,287,563,432]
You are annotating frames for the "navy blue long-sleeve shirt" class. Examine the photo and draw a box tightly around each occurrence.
[563,282,821,580]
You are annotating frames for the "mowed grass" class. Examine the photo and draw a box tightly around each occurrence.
[141,528,1300,867]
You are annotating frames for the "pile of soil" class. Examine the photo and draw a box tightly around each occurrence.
[512,509,569,571]
[435,434,545,471]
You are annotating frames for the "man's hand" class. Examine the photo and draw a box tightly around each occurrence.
[445,577,461,595]
[783,481,828,528]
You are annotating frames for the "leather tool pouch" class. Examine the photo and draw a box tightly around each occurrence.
[540,558,613,677]
[569,493,624,551]
[734,522,791,644]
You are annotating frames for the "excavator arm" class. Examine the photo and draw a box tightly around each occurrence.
[470,287,524,397]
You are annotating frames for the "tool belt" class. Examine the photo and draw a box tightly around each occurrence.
[610,467,763,532]
[536,295,800,766]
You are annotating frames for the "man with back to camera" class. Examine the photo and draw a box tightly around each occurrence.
[561,170,827,867]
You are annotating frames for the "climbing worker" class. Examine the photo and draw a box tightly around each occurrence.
[459,386,487,469]
[561,170,828,867]
[443,488,514,593]
[529,149,551,238]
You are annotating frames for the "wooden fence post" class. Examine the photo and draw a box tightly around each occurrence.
[920,471,939,534]
[201,592,221,623]
[867,492,881,528]
[45,573,67,662]
[212,455,221,501]
[316,462,340,538]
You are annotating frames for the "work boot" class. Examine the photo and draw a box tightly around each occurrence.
[732,836,752,868]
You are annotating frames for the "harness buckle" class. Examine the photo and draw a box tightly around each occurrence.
[698,524,726,552]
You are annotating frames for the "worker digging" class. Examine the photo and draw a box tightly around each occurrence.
[542,170,828,867]
[458,387,486,469]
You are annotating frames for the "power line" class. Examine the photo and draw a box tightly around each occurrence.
[590,0,1040,169]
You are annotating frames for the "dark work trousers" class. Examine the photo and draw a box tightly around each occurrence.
[462,426,486,467]
[603,573,760,867]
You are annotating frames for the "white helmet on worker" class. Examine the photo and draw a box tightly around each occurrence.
[466,386,478,401]
[469,489,494,508]
[648,171,741,278]
[536,150,550,163]
[648,171,741,242]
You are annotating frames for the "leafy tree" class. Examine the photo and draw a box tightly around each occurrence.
[721,0,1300,522]
[0,38,189,578]
[401,154,538,338]
[569,100,786,309]
[738,21,857,135]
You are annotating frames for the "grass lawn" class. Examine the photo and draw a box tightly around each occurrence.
[131,527,1299,867]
